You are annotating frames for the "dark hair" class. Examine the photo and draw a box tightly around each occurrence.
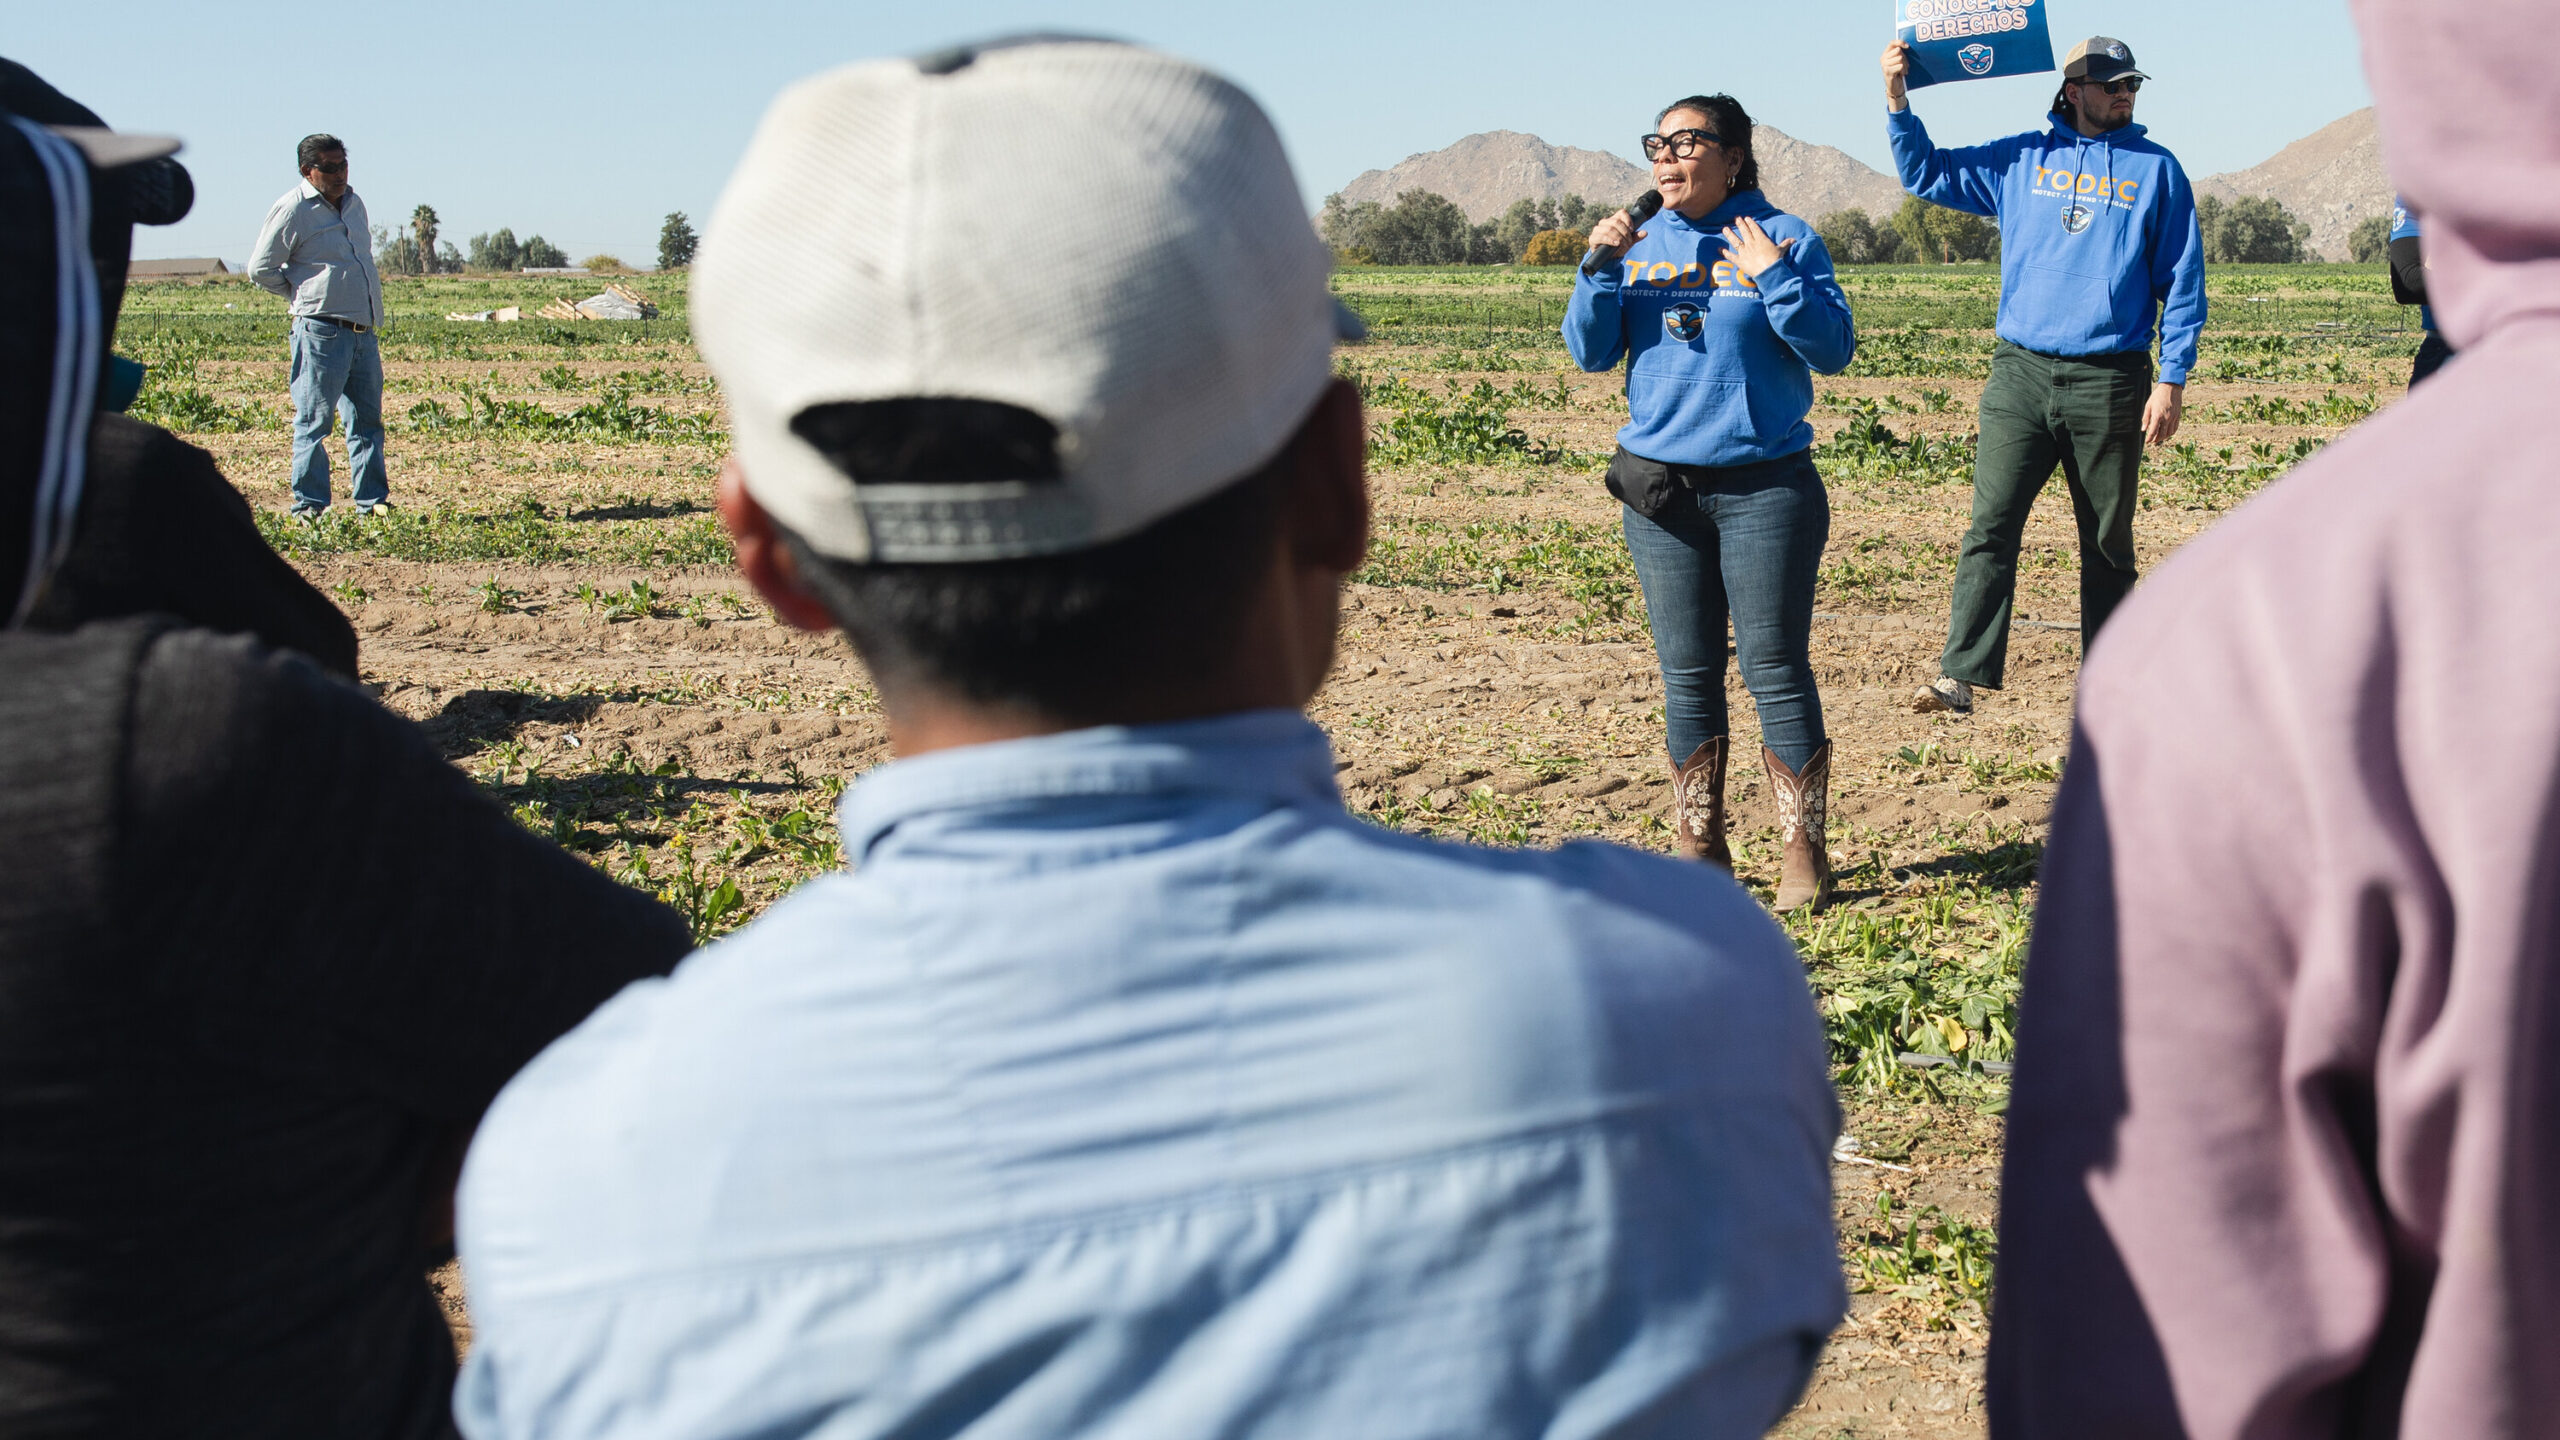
[775,398,1292,720]
[296,134,344,173]
[1654,94,1760,194]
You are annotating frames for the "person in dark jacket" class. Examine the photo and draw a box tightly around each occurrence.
[1563,92,1857,912]
[0,56,355,674]
[0,92,693,1440]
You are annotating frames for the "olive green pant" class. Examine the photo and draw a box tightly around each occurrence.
[1939,341,2150,689]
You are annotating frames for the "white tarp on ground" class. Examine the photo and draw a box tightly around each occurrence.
[574,289,653,320]
[534,284,660,322]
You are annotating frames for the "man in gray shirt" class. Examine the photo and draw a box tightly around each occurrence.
[248,133,389,518]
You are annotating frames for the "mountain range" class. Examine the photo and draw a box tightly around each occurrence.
[2192,109,2387,262]
[1333,128,1904,234]
[1333,110,2390,260]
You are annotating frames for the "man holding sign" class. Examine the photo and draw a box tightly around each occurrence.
[1885,33,2205,717]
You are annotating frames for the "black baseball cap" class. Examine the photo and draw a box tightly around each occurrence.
[2062,37,2150,83]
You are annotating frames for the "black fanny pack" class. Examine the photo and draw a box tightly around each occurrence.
[1605,446,1819,519]
[1603,447,1682,518]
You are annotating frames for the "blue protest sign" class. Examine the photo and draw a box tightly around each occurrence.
[1896,0,2054,89]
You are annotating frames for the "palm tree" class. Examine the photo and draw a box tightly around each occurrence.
[411,205,441,275]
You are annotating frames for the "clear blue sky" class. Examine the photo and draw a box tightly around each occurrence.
[16,0,2368,267]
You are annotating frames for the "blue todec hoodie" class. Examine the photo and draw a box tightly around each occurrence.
[1562,189,1856,467]
[1887,107,2206,383]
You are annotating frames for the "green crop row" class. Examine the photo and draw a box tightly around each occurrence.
[406,384,725,445]
[255,495,732,567]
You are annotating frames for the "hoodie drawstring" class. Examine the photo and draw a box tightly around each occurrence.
[8,117,101,630]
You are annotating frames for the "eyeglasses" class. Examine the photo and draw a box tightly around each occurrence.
[2073,76,2142,95]
[309,159,348,175]
[1640,128,1726,161]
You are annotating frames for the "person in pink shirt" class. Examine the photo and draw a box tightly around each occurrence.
[1987,0,2560,1433]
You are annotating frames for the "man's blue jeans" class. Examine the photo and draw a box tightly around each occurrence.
[288,317,388,511]
[1620,448,1830,774]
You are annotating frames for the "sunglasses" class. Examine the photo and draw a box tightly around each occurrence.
[309,159,348,175]
[2073,76,2142,96]
[1640,128,1726,161]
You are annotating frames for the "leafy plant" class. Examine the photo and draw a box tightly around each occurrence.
[1788,829,2039,1091]
[614,830,746,945]
[604,579,663,621]
[128,384,277,433]
[1854,1191,1998,1312]
[1371,381,1557,466]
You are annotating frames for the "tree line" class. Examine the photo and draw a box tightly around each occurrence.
[1321,190,1610,266]
[370,207,701,274]
[1812,198,1998,264]
[1325,186,2345,267]
[1815,194,2333,266]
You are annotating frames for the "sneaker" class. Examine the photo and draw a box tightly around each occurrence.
[287,503,325,524]
[356,498,395,517]
[1912,675,1974,716]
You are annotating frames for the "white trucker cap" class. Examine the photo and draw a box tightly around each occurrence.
[694,36,1359,564]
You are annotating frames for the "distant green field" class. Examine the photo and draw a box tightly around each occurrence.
[116,273,695,362]
[1323,260,2414,364]
[118,262,2414,378]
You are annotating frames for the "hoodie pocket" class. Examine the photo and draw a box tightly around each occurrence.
[1627,370,1800,459]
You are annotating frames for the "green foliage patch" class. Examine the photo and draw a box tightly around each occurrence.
[256,496,731,567]
[1853,1191,1999,1313]
[1355,514,1636,632]
[407,384,724,445]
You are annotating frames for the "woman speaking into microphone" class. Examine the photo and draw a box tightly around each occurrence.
[1564,92,1855,912]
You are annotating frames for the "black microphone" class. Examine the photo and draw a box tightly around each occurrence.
[1581,190,1663,277]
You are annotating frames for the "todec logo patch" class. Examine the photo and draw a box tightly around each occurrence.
[1958,43,1995,75]
[2106,41,2129,60]
[1664,303,1704,341]
[2061,201,2094,235]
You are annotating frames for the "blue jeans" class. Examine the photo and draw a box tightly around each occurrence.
[288,317,388,511]
[1620,448,1830,773]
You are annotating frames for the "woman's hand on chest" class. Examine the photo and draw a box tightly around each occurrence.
[1718,215,1797,280]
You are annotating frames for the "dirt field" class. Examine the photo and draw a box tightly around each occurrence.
[121,262,2418,1435]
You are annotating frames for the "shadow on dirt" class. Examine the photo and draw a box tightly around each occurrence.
[566,500,708,522]
[1895,837,2042,887]
[423,688,609,751]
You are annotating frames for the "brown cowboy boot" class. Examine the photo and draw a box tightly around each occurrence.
[1762,743,1833,912]
[1670,738,1731,869]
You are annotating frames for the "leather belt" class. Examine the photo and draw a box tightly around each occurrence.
[306,315,371,333]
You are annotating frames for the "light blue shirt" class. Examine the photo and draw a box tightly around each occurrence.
[247,180,383,328]
[455,711,1844,1440]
